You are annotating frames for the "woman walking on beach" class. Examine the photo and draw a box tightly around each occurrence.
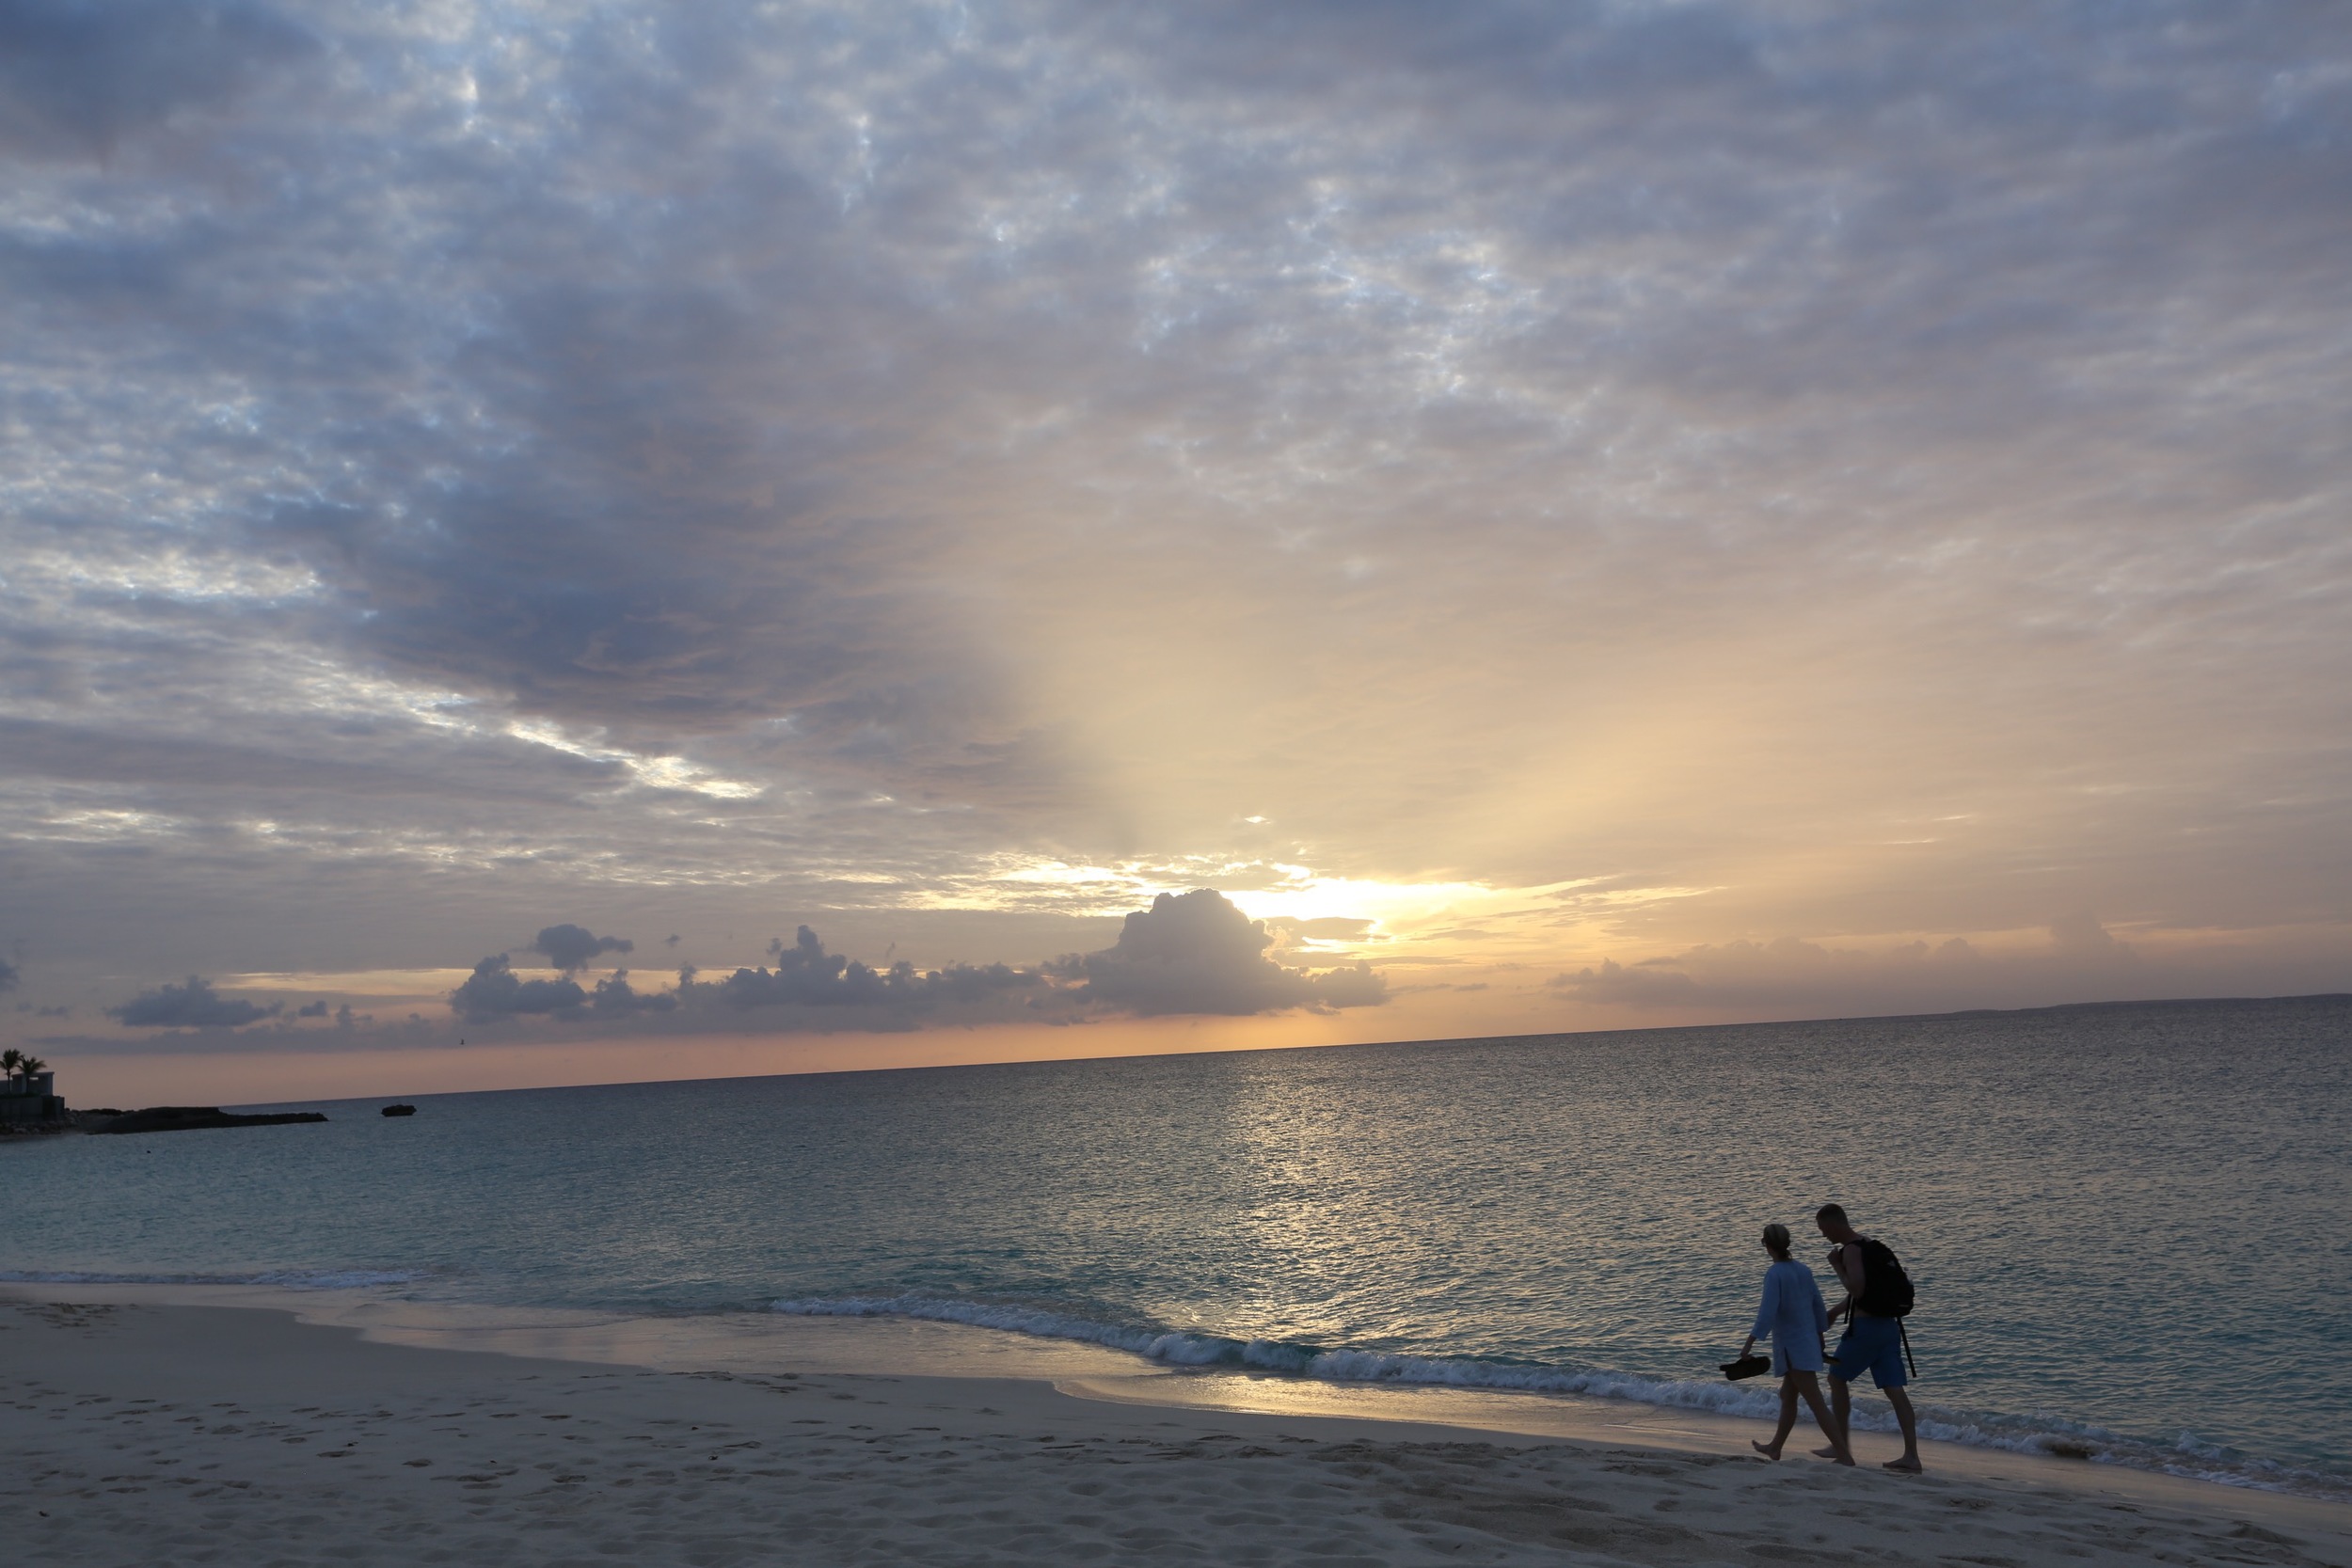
[1741,1223,1855,1465]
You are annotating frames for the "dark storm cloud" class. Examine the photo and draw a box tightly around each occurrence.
[109,975,280,1029]
[532,924,634,974]
[1050,890,1386,1016]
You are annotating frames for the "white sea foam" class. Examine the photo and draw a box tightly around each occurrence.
[771,1293,1248,1365]
[0,1267,427,1291]
[769,1294,2350,1499]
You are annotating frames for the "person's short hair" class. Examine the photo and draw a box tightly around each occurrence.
[1816,1203,1849,1226]
[1762,1223,1792,1258]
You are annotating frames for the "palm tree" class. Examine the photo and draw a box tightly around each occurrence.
[0,1049,21,1089]
[16,1053,46,1084]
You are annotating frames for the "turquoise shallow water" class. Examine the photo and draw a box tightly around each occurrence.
[6,996,2347,1494]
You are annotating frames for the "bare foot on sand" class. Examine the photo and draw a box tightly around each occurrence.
[1809,1444,1857,1465]
[1751,1440,1782,1461]
[1883,1457,1924,1473]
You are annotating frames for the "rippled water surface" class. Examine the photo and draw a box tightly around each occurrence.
[7,997,2346,1492]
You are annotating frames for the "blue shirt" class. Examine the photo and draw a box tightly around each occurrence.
[1751,1258,1829,1373]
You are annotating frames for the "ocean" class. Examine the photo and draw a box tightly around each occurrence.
[6,996,2346,1496]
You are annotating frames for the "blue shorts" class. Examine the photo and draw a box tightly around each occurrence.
[1829,1316,1908,1389]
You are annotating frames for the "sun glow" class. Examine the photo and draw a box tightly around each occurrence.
[895,851,1700,958]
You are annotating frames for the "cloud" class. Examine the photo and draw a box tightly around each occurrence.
[1550,958,1704,1008]
[1551,918,2146,1016]
[710,927,1040,1012]
[436,926,1040,1032]
[0,955,15,991]
[2051,911,2133,958]
[295,998,328,1017]
[0,0,318,164]
[698,898,1380,1023]
[586,971,677,1018]
[447,956,687,1023]
[108,975,281,1029]
[1050,889,1388,1016]
[1265,916,1376,946]
[532,923,635,974]
[1,0,2347,1050]
[450,955,589,1022]
[420,898,1371,1037]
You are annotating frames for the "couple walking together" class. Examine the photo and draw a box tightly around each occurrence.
[1740,1203,1922,1472]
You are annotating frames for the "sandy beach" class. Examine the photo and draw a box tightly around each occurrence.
[4,1284,2345,1567]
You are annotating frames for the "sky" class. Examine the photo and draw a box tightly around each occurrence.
[5,1,2349,1105]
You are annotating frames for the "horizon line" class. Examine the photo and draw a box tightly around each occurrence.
[208,990,2352,1110]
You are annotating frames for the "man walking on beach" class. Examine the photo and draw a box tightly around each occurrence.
[1814,1203,1924,1473]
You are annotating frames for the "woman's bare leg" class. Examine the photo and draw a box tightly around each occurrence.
[1792,1371,1854,1465]
[1813,1374,1853,1459]
[1752,1373,1802,1459]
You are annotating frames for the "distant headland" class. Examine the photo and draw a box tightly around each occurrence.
[88,1106,330,1135]
[0,1057,327,1137]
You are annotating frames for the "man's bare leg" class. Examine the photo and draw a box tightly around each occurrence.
[1812,1375,1853,1460]
[1794,1371,1854,1465]
[1883,1386,1923,1472]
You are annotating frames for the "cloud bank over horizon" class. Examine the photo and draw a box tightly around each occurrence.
[1051,890,1386,1017]
[54,890,1393,1052]
[1549,913,2154,1017]
[5,1,2349,1074]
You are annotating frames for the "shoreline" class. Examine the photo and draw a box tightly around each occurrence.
[6,1274,2342,1504]
[7,1280,2349,1565]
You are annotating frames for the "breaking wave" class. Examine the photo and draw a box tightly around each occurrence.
[771,1293,2350,1500]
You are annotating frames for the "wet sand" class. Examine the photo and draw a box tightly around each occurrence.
[5,1284,2346,1566]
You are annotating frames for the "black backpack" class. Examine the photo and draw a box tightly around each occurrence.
[1854,1238,1915,1318]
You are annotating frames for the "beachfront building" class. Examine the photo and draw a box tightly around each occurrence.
[0,1069,67,1127]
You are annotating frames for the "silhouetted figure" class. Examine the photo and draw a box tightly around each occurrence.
[1740,1223,1854,1464]
[1813,1202,1924,1472]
